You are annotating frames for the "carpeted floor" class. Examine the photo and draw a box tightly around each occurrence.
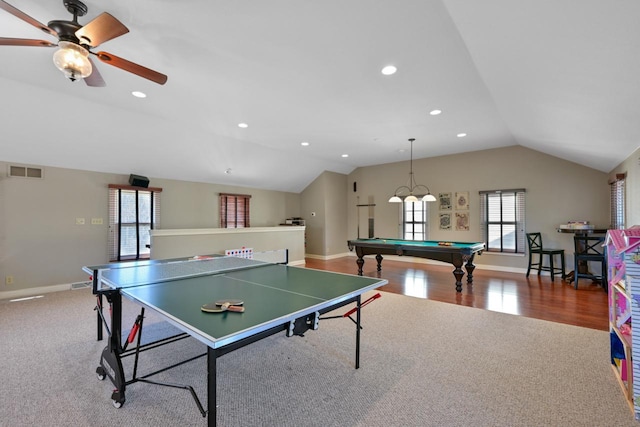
[0,288,637,426]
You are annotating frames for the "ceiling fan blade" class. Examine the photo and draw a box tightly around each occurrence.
[94,51,167,85]
[84,58,106,87]
[0,37,56,47]
[0,0,56,37]
[75,12,128,48]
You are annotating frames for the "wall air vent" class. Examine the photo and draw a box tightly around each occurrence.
[8,165,43,179]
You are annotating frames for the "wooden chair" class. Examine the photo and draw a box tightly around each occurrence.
[574,235,607,291]
[526,232,565,281]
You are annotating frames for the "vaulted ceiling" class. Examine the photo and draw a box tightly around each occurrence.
[1,0,638,192]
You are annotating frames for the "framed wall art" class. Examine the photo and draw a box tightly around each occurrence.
[455,212,469,231]
[439,192,452,211]
[439,213,451,230]
[455,191,469,210]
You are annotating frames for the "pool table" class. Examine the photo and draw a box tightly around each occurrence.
[347,238,485,292]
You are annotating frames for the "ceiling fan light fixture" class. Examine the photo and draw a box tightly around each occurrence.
[52,41,92,81]
[1,0,167,86]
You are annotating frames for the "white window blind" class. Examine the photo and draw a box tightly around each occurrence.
[480,189,526,253]
[108,184,162,261]
[610,173,625,229]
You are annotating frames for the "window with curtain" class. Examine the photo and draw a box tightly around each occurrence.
[219,193,251,228]
[610,173,625,229]
[108,184,162,261]
[479,189,526,254]
[403,201,428,240]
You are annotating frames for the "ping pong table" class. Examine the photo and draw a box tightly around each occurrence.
[84,253,386,426]
[85,254,223,341]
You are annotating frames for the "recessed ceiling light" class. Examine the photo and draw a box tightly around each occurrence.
[301,141,310,146]
[457,133,467,138]
[238,123,248,128]
[341,154,349,158]
[131,91,146,98]
[381,65,397,76]
[429,109,442,115]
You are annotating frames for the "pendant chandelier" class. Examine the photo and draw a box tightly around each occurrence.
[388,138,436,203]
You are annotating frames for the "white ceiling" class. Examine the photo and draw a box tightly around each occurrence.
[1,0,639,193]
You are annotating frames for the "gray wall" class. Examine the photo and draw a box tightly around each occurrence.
[300,172,325,255]
[323,172,348,256]
[0,163,300,293]
[300,171,348,257]
[610,145,640,227]
[342,146,611,272]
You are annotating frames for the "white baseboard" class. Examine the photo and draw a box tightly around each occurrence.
[305,252,352,260]
[0,283,78,301]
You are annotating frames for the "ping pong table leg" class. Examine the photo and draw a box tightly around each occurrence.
[355,295,361,369]
[96,294,104,341]
[207,347,217,427]
[96,290,127,408]
[91,270,104,341]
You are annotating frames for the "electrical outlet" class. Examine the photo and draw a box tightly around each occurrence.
[76,218,85,225]
[91,218,103,225]
[6,276,14,285]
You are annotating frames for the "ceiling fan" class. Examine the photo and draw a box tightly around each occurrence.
[0,0,167,86]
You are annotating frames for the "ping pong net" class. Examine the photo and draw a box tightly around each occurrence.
[95,249,289,291]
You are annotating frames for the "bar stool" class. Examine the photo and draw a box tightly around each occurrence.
[573,235,607,291]
[526,232,566,281]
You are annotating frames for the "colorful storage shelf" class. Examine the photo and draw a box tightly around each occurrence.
[606,227,640,417]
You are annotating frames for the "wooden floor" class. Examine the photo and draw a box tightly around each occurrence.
[304,256,609,331]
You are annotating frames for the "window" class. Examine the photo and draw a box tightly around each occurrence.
[219,193,251,228]
[479,189,526,254]
[108,184,161,261]
[610,174,625,229]
[403,201,428,240]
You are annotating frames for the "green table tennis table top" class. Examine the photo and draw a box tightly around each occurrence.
[101,260,386,349]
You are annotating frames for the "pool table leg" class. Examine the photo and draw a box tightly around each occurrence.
[375,254,383,272]
[452,254,477,292]
[452,264,465,292]
[356,257,364,275]
[452,255,477,292]
[464,255,476,284]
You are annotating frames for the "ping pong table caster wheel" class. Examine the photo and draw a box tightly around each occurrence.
[111,391,125,409]
[96,366,106,381]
